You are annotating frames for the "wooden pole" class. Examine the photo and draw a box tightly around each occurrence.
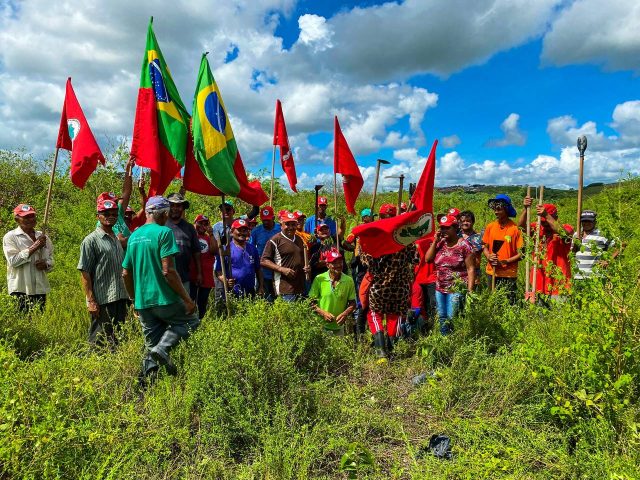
[524,185,531,297]
[303,245,310,282]
[396,174,404,213]
[270,145,277,206]
[370,160,382,213]
[218,194,232,317]
[530,185,544,303]
[42,147,60,231]
[576,136,588,238]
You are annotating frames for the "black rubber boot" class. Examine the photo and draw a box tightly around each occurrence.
[150,330,181,375]
[386,335,398,358]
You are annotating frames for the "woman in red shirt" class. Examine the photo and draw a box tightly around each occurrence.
[189,214,218,319]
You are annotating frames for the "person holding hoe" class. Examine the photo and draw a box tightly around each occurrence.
[482,194,523,304]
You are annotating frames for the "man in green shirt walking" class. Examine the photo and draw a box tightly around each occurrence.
[308,248,356,335]
[122,196,199,383]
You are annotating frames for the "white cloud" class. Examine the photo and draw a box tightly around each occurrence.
[542,0,640,72]
[297,14,333,52]
[441,134,461,148]
[486,113,526,147]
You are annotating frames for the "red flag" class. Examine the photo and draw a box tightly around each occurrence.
[56,78,105,188]
[183,129,268,206]
[334,116,363,214]
[274,99,297,192]
[410,139,438,210]
[352,140,438,258]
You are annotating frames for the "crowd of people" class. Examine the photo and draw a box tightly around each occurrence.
[2,164,618,379]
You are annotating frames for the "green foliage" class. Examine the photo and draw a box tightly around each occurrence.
[1,148,640,478]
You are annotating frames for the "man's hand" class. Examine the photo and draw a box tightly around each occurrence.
[126,156,135,174]
[488,253,498,266]
[35,259,48,271]
[523,196,533,208]
[280,267,297,279]
[335,312,349,325]
[30,236,46,253]
[196,272,203,287]
[184,298,197,315]
[258,285,264,296]
[322,311,336,322]
[88,300,100,317]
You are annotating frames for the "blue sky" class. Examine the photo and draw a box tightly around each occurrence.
[1,0,639,191]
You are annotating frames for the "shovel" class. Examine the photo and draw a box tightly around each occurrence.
[491,239,505,291]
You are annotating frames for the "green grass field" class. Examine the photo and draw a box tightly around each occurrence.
[1,149,639,479]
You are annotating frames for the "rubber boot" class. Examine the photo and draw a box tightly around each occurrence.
[150,330,181,375]
[373,331,387,360]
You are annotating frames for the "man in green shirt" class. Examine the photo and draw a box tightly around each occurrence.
[308,248,356,335]
[122,196,199,383]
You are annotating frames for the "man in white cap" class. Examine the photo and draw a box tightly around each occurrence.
[3,203,53,312]
[573,210,617,279]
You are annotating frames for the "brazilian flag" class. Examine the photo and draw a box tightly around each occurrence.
[191,54,241,196]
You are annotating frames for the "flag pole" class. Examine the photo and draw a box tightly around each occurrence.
[524,185,531,297]
[270,145,277,206]
[530,185,544,304]
[42,147,61,231]
[576,136,588,238]
[218,194,232,317]
[334,172,342,253]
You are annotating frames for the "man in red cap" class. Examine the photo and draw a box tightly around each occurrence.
[250,206,281,301]
[3,204,53,312]
[215,219,263,297]
[519,196,573,300]
[304,196,337,237]
[78,196,130,346]
[189,214,218,319]
[379,203,397,219]
[309,248,356,335]
[261,211,309,301]
[308,223,339,283]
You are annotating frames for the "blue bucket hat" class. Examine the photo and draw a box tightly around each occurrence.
[145,195,171,212]
[488,194,517,217]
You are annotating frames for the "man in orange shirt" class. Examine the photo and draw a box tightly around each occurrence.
[482,194,523,304]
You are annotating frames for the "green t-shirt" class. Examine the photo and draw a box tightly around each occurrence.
[122,223,180,310]
[96,203,131,238]
[308,271,356,330]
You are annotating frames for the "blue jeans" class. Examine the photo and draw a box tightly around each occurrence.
[435,290,464,335]
[280,294,301,302]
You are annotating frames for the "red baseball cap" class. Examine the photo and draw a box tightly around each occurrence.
[194,214,209,223]
[97,197,118,212]
[317,196,328,205]
[543,204,558,217]
[279,210,297,223]
[379,203,397,216]
[448,207,461,217]
[292,210,306,220]
[231,219,249,230]
[438,214,458,227]
[13,204,36,217]
[259,206,275,220]
[323,248,343,263]
[316,223,330,232]
[97,192,118,202]
[400,202,408,212]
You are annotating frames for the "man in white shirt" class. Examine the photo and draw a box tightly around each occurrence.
[3,204,53,312]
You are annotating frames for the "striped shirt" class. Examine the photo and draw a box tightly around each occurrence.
[573,228,614,279]
[78,227,128,305]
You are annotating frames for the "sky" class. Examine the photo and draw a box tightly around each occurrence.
[1,0,640,192]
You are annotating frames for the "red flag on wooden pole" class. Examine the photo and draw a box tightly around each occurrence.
[274,99,298,192]
[56,78,105,188]
[334,116,363,214]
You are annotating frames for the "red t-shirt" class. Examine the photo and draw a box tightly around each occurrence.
[529,222,573,295]
[190,233,216,288]
[434,238,474,293]
[415,237,436,284]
